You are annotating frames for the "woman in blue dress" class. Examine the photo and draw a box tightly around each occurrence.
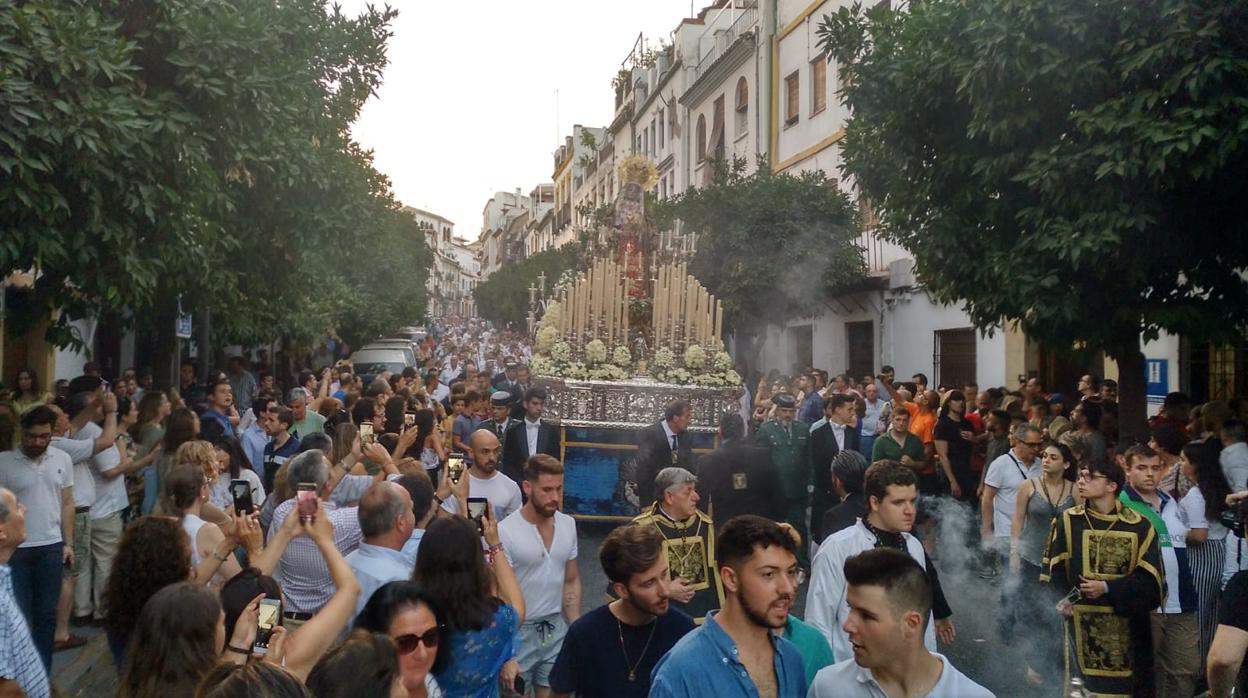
[415,507,525,697]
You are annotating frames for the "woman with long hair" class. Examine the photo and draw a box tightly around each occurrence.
[12,368,52,415]
[208,437,266,512]
[167,464,245,586]
[147,407,200,514]
[414,513,524,697]
[195,662,311,698]
[384,395,408,435]
[356,581,446,698]
[412,409,445,482]
[102,517,195,668]
[1177,440,1233,665]
[1009,441,1080,685]
[306,630,406,698]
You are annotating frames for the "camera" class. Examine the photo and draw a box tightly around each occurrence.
[1220,499,1247,538]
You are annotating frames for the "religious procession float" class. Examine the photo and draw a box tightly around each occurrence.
[528,155,742,521]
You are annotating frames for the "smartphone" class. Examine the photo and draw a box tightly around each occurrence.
[447,454,466,484]
[467,497,488,534]
[404,412,416,430]
[359,421,375,446]
[230,479,254,514]
[296,483,317,523]
[252,598,282,655]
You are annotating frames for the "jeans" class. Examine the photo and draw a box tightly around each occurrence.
[10,543,64,673]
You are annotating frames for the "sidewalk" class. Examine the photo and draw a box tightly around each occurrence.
[50,626,117,697]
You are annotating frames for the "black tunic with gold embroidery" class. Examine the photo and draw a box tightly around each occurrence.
[1040,502,1164,698]
[631,504,724,623]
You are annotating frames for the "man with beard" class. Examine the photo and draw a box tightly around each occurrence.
[0,406,74,673]
[440,429,522,523]
[632,468,722,622]
[499,455,581,697]
[806,461,955,661]
[808,549,992,697]
[650,515,807,697]
[550,525,694,698]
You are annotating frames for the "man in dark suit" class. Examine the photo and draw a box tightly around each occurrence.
[694,412,783,532]
[476,391,515,451]
[809,393,861,545]
[501,387,560,484]
[634,400,693,506]
[818,449,870,546]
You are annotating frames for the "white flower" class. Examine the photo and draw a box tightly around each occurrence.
[585,339,608,365]
[714,351,733,372]
[654,347,675,368]
[612,345,632,367]
[551,341,572,364]
[529,355,552,376]
[684,344,707,370]
[724,369,742,385]
[536,325,559,353]
[539,302,562,331]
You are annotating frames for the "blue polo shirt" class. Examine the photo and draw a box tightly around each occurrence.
[650,611,807,698]
[201,408,234,437]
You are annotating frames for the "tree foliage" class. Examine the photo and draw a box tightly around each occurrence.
[0,0,428,353]
[473,247,578,330]
[655,157,863,357]
[819,0,1248,430]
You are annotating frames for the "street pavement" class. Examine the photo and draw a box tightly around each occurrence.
[53,512,1055,697]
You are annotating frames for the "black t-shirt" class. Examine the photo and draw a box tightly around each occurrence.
[1219,571,1248,696]
[549,604,695,698]
[933,416,972,472]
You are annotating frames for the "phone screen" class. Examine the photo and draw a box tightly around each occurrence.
[359,421,375,445]
[253,599,282,654]
[296,484,317,522]
[447,454,466,484]
[231,479,253,514]
[467,497,488,533]
[404,412,416,430]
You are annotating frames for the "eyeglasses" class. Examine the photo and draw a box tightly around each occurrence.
[1022,441,1045,449]
[1077,470,1108,482]
[394,627,441,654]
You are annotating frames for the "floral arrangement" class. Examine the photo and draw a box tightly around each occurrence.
[713,351,733,372]
[536,325,559,353]
[585,339,608,365]
[684,344,707,370]
[612,345,632,368]
[653,346,675,369]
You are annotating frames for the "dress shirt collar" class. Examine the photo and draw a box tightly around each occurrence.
[661,419,677,444]
[355,541,409,567]
[810,417,829,431]
[525,417,541,429]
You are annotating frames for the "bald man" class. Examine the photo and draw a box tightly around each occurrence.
[440,430,523,523]
[344,481,415,625]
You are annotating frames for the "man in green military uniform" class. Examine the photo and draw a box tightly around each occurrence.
[755,392,813,566]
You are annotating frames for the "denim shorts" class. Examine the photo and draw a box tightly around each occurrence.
[515,614,567,688]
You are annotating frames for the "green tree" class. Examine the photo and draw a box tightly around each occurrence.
[818,0,1248,433]
[0,0,427,381]
[655,157,863,368]
[474,247,578,330]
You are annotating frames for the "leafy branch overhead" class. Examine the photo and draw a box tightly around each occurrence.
[816,0,1248,430]
[0,0,428,350]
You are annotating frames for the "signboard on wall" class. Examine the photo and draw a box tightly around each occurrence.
[1146,359,1168,405]
[175,314,193,340]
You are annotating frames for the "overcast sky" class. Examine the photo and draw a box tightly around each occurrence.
[337,0,693,241]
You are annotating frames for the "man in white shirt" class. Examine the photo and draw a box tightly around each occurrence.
[807,461,954,660]
[808,548,993,697]
[0,487,53,698]
[979,423,1042,641]
[0,406,74,673]
[344,481,415,626]
[499,455,580,697]
[442,430,522,523]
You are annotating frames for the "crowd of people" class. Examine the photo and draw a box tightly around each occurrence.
[1,320,1247,698]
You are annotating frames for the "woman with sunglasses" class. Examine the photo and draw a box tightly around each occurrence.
[356,580,446,698]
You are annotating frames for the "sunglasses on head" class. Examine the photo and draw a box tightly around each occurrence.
[394,627,441,654]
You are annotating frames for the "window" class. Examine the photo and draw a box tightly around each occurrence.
[650,122,657,156]
[784,71,799,126]
[811,56,827,115]
[696,114,707,162]
[658,108,665,148]
[734,77,749,136]
[934,329,977,389]
[859,192,879,230]
[846,322,875,380]
[710,95,725,158]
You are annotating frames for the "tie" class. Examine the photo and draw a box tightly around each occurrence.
[671,435,679,463]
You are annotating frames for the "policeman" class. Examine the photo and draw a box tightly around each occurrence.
[754,392,813,567]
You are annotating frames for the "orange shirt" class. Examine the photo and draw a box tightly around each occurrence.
[907,402,937,474]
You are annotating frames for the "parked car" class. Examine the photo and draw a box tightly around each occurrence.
[369,339,419,365]
[349,344,413,376]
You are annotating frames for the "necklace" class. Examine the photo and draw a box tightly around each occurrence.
[653,512,705,581]
[1038,476,1062,514]
[1081,503,1121,575]
[617,615,659,681]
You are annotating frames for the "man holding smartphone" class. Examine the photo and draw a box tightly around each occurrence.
[440,430,522,524]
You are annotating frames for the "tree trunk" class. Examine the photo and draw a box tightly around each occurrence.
[1112,341,1148,442]
[149,293,180,390]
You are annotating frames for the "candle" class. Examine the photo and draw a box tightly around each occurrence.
[715,301,723,349]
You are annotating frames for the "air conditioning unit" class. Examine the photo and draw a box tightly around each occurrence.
[888,258,915,291]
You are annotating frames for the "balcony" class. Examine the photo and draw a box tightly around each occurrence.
[691,7,757,86]
[858,229,910,275]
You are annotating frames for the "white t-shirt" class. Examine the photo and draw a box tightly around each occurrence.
[89,437,129,519]
[498,509,578,619]
[1154,492,1189,615]
[983,452,1040,537]
[1179,485,1227,541]
[441,470,523,523]
[0,448,74,547]
[809,654,995,697]
[52,430,97,509]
